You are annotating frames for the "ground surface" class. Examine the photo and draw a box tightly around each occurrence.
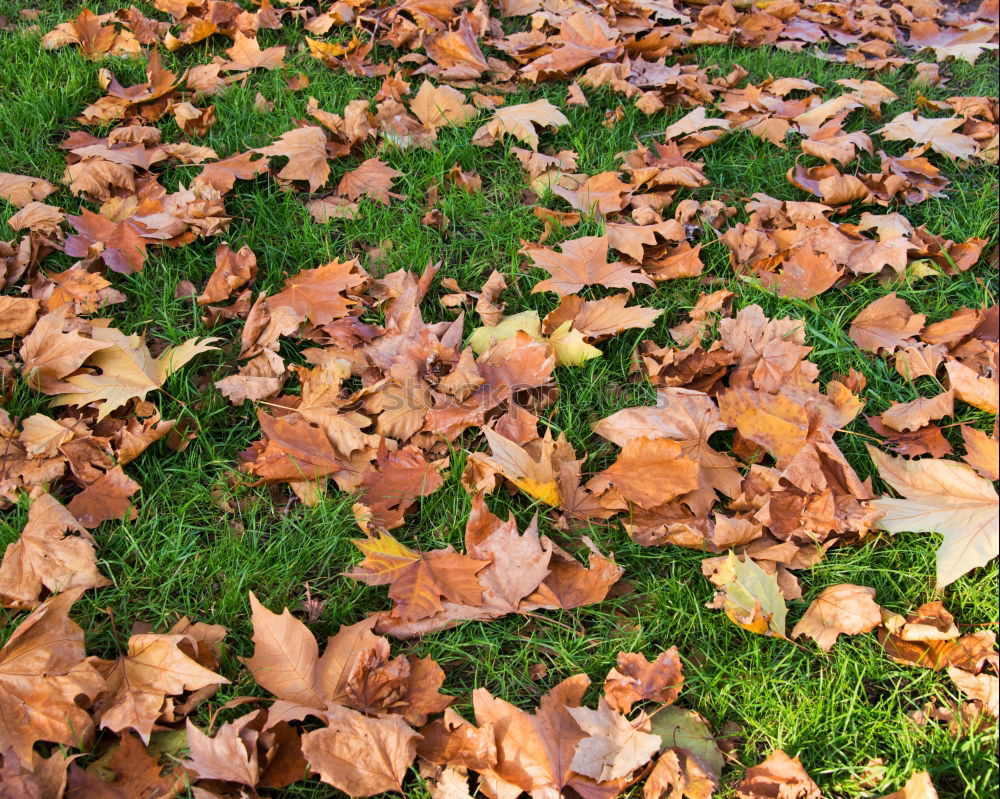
[1,2,998,798]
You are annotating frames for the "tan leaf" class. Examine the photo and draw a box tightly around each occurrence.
[7,202,64,234]
[960,426,999,481]
[543,294,661,341]
[791,584,883,651]
[604,649,684,714]
[222,32,286,71]
[595,388,741,516]
[877,770,939,799]
[347,532,488,622]
[0,296,40,338]
[472,99,569,150]
[66,465,140,529]
[944,359,999,414]
[0,493,110,610]
[0,588,105,762]
[51,327,219,420]
[600,438,699,510]
[197,243,258,306]
[411,80,476,129]
[736,750,821,799]
[183,713,260,786]
[849,293,926,353]
[18,310,112,394]
[876,112,979,159]
[760,242,843,300]
[301,705,419,796]
[947,667,998,718]
[869,446,998,588]
[881,390,954,432]
[0,172,58,208]
[569,698,661,782]
[258,126,329,192]
[529,235,654,296]
[338,158,403,205]
[268,258,367,326]
[99,632,230,742]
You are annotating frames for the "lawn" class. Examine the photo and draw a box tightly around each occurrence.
[1,2,997,798]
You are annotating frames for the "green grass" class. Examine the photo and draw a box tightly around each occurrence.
[1,2,997,797]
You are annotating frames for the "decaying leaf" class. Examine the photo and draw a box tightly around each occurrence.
[706,552,787,638]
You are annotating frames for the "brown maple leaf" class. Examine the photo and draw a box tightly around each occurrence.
[594,388,742,516]
[66,464,140,528]
[68,731,185,797]
[197,243,258,306]
[347,532,489,622]
[791,584,883,651]
[0,588,105,762]
[603,649,684,713]
[41,9,140,59]
[850,293,926,353]
[64,209,153,274]
[258,126,330,192]
[600,438,700,510]
[18,309,112,394]
[96,630,229,742]
[471,674,613,798]
[0,492,110,609]
[760,242,844,300]
[0,172,58,208]
[736,750,821,799]
[0,297,40,339]
[222,32,286,71]
[268,258,368,326]
[338,158,404,205]
[472,99,569,150]
[528,235,654,296]
[411,80,477,130]
[542,294,662,341]
[301,706,420,796]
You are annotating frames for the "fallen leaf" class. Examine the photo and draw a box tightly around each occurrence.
[51,327,219,420]
[569,698,661,781]
[877,112,979,159]
[881,390,954,432]
[600,438,700,510]
[528,235,654,296]
[706,552,788,638]
[960,426,999,481]
[411,80,476,129]
[258,126,329,192]
[736,750,821,799]
[0,493,110,609]
[472,99,569,150]
[604,649,684,713]
[0,588,105,762]
[98,631,229,742]
[197,243,257,305]
[791,584,883,651]
[222,32,286,71]
[850,294,926,353]
[869,446,998,588]
[338,158,403,205]
[301,705,419,796]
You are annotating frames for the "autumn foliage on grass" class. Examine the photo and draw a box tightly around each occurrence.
[1,0,998,796]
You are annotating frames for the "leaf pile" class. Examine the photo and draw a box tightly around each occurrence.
[1,0,997,797]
